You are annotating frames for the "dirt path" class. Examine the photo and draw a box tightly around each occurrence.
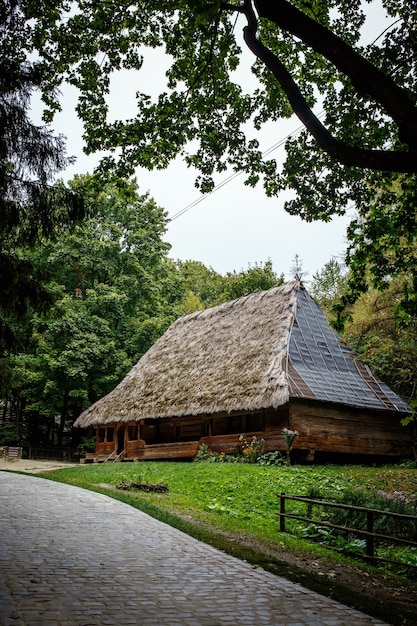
[0,458,78,473]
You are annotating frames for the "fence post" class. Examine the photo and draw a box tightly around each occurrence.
[279,493,286,532]
[366,510,375,557]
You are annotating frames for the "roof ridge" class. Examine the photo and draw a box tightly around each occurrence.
[176,279,302,325]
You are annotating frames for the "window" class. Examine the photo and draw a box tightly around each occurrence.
[98,428,106,443]
[227,415,242,434]
[107,427,114,442]
[247,413,265,432]
[128,424,138,441]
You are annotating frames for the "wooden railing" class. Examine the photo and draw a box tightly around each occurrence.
[28,448,76,462]
[278,493,417,569]
[2,446,23,459]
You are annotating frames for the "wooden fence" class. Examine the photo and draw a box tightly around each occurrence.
[28,448,76,462]
[278,493,417,569]
[2,446,23,459]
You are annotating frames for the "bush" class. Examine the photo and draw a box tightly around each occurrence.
[74,435,96,458]
[195,435,270,464]
[256,451,286,466]
[194,444,238,463]
[233,434,266,463]
[328,489,417,540]
[296,487,417,572]
[0,423,21,446]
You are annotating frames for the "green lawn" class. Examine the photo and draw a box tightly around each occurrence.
[38,460,417,550]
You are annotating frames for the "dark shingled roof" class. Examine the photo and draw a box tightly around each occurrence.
[74,280,410,428]
[287,288,410,412]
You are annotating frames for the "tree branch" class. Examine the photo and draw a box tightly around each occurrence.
[254,0,417,151]
[240,1,417,173]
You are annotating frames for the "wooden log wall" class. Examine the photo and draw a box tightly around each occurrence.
[289,399,413,458]
[88,400,413,463]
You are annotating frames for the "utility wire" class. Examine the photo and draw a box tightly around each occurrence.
[169,112,325,222]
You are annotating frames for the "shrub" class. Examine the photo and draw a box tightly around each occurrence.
[195,435,268,464]
[233,434,266,463]
[329,489,417,540]
[194,443,215,462]
[194,444,238,463]
[74,435,96,458]
[256,451,286,466]
[0,423,20,446]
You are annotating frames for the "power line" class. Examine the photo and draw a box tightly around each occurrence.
[169,113,325,222]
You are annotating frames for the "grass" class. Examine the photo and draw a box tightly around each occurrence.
[34,461,417,625]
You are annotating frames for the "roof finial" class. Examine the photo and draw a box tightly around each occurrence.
[290,254,308,283]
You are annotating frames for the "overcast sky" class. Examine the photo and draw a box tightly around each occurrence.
[35,4,389,282]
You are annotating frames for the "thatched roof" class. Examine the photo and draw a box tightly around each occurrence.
[74,280,410,428]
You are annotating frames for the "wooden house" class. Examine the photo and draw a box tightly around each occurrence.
[74,280,413,463]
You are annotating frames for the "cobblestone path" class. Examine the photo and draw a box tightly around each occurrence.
[0,472,390,626]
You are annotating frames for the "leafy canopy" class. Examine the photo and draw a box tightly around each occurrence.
[343,278,417,405]
[310,258,348,323]
[26,1,416,198]
[15,0,417,314]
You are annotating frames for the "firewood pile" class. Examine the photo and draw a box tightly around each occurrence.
[116,479,168,492]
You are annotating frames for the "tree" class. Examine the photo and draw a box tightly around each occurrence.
[218,260,284,301]
[308,260,416,408]
[16,301,130,448]
[1,0,83,352]
[339,178,417,322]
[175,260,225,309]
[4,174,174,449]
[310,258,347,322]
[170,259,283,314]
[343,278,417,405]
[22,1,416,312]
[177,291,206,316]
[26,2,415,185]
[289,254,307,281]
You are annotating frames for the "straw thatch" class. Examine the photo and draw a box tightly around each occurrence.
[74,280,410,429]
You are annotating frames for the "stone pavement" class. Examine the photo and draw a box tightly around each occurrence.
[0,472,390,626]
